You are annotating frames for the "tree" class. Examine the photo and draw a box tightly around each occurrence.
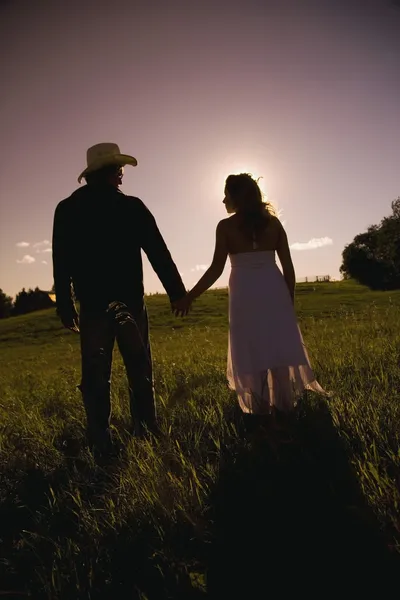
[0,289,13,318]
[13,288,29,316]
[340,198,400,290]
[13,287,54,316]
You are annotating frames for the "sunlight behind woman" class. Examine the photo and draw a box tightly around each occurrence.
[178,171,328,416]
[217,164,283,220]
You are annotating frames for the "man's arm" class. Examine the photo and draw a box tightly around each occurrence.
[52,201,78,329]
[138,201,186,303]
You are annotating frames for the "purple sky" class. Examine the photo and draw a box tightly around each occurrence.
[1,0,399,299]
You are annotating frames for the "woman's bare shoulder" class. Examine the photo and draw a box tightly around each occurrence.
[268,214,284,230]
[217,216,234,232]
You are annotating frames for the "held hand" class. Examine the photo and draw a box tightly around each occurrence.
[59,309,80,333]
[171,294,193,317]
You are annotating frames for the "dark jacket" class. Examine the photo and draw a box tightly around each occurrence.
[52,184,186,314]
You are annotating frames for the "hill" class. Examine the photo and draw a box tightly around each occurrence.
[0,281,399,598]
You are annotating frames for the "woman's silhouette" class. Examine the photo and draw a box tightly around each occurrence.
[180,173,325,414]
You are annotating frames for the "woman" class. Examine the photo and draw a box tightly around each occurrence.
[179,173,325,414]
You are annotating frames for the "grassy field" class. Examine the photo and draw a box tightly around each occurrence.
[0,280,399,599]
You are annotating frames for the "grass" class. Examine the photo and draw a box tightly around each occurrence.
[0,280,399,598]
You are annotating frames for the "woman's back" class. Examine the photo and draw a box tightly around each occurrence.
[225,213,281,255]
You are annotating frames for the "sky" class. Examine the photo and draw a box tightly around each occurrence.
[1,0,400,299]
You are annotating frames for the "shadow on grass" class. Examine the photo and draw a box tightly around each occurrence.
[1,396,398,598]
[0,428,207,600]
[206,397,399,598]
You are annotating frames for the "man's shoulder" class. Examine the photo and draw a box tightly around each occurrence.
[54,187,149,218]
[55,186,87,212]
[122,195,153,217]
[122,193,142,202]
[54,194,74,215]
[122,194,146,207]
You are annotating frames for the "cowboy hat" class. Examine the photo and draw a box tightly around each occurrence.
[78,142,138,183]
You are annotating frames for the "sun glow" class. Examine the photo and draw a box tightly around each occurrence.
[213,161,285,221]
[206,152,284,222]
[222,163,269,197]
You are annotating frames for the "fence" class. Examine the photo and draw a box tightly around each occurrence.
[296,275,332,283]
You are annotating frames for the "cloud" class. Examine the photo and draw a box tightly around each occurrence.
[16,241,30,247]
[190,264,209,272]
[290,237,333,251]
[16,254,36,264]
[41,260,48,265]
[33,240,51,252]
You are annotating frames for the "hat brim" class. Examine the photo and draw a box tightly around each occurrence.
[78,154,137,183]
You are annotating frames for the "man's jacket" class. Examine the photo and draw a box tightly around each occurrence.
[52,184,186,314]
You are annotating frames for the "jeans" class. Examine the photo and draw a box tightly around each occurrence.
[78,302,156,452]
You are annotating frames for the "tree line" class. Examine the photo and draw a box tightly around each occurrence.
[340,197,400,290]
[0,287,54,319]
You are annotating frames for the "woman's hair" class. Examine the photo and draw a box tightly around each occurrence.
[225,173,276,241]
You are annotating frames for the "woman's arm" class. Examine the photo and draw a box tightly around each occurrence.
[187,220,229,302]
[276,220,296,303]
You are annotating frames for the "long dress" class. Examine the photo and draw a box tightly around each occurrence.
[227,251,325,414]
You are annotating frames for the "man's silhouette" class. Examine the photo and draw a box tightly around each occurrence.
[52,143,186,458]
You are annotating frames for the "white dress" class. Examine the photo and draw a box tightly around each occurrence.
[227,251,325,414]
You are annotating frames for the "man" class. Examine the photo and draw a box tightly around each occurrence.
[52,142,187,458]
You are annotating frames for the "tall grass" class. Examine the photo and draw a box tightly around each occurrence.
[0,282,399,598]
